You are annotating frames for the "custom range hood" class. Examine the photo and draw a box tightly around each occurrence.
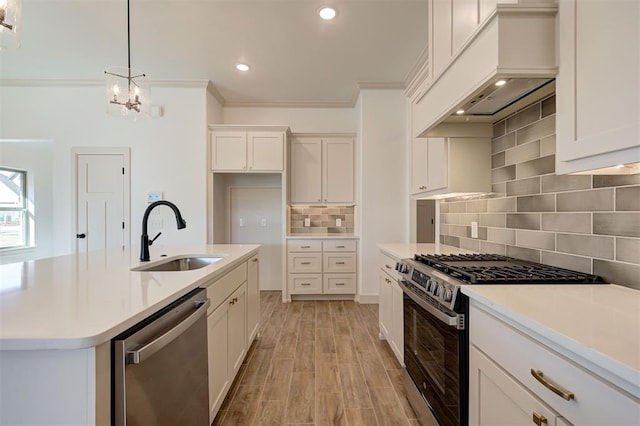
[410,3,559,137]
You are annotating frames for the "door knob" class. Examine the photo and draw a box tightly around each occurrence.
[76,233,86,239]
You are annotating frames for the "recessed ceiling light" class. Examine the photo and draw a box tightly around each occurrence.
[236,63,250,72]
[495,79,507,87]
[456,109,465,115]
[318,7,337,20]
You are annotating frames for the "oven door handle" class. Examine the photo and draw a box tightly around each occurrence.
[399,280,464,330]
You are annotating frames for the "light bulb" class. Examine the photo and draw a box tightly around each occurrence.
[0,0,7,10]
[134,86,140,95]
[318,7,337,20]
[495,80,507,87]
[112,84,120,95]
[456,109,465,115]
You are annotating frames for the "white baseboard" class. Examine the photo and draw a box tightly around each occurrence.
[357,293,379,304]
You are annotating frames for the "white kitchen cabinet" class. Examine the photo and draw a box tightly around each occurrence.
[205,261,249,423]
[556,0,640,174]
[411,137,490,197]
[287,239,357,295]
[378,250,404,365]
[247,255,260,346]
[210,126,287,172]
[290,137,354,204]
[470,303,640,426]
[470,345,568,426]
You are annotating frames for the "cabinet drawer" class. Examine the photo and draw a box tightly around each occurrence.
[288,274,322,294]
[323,240,357,252]
[470,304,639,425]
[323,253,356,273]
[287,253,322,273]
[378,251,400,279]
[323,274,356,294]
[287,240,322,252]
[206,262,247,314]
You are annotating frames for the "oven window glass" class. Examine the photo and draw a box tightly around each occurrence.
[404,294,466,426]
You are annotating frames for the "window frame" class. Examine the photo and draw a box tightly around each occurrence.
[0,166,30,250]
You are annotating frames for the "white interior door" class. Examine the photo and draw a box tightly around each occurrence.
[74,150,129,253]
[230,187,282,290]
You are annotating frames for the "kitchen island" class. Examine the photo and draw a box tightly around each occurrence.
[0,244,259,425]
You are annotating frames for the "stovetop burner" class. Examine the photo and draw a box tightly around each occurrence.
[413,253,606,284]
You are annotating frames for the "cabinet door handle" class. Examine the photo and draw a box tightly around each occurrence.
[336,261,345,265]
[532,412,547,426]
[229,299,235,305]
[530,369,575,401]
[252,258,258,263]
[300,261,311,265]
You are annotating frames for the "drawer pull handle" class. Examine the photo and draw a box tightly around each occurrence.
[301,245,311,248]
[301,262,311,265]
[532,412,547,426]
[336,245,345,248]
[336,261,345,265]
[530,369,575,401]
[301,282,311,286]
[385,264,392,269]
[335,282,345,286]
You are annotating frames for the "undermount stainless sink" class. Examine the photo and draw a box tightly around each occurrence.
[132,256,222,272]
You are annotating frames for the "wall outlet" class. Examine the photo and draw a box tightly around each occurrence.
[261,218,267,227]
[304,217,311,227]
[471,221,479,238]
[147,191,163,203]
[336,218,342,227]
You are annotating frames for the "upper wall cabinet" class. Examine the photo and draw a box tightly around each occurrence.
[290,137,355,204]
[409,1,557,137]
[555,0,640,174]
[412,137,491,198]
[210,126,289,172]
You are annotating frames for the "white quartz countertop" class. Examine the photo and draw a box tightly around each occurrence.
[463,284,640,397]
[0,244,259,351]
[287,234,359,239]
[377,242,474,260]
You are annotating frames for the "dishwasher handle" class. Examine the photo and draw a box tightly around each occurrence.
[127,298,210,364]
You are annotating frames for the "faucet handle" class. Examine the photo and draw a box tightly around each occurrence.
[149,232,162,246]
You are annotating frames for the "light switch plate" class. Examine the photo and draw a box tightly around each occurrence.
[336,218,342,227]
[304,217,311,227]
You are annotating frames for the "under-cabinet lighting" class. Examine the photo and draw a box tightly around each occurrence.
[495,79,507,86]
[456,109,465,115]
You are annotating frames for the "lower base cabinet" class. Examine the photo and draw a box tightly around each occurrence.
[378,250,403,366]
[206,255,259,424]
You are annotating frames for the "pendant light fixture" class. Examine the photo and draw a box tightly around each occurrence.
[0,0,21,49]
[104,0,150,118]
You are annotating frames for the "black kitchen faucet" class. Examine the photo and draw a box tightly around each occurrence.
[140,201,186,261]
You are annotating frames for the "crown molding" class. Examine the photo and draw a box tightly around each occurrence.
[223,99,353,109]
[206,81,226,106]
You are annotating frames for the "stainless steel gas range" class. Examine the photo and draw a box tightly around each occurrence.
[395,253,606,426]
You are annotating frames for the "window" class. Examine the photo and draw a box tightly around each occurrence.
[0,167,29,249]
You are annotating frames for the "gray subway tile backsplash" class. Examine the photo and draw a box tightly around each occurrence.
[439,95,640,290]
[289,205,354,234]
[556,188,614,212]
[593,260,640,289]
[541,213,591,234]
[616,186,640,211]
[593,212,640,238]
[616,238,640,265]
[540,174,592,193]
[506,104,540,133]
[556,233,614,259]
[506,176,540,196]
[516,155,555,179]
[516,115,555,145]
[516,194,555,212]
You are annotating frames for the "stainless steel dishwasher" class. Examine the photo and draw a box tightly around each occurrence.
[112,288,210,425]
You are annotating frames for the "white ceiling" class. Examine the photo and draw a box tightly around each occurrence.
[1,0,428,105]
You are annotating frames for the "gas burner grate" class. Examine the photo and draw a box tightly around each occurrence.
[413,253,606,284]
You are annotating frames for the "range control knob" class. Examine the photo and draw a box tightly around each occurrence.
[433,283,442,297]
[443,287,453,302]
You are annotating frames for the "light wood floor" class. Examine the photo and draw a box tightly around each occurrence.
[213,291,417,426]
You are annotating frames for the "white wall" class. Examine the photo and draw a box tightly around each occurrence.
[223,106,357,133]
[357,90,409,301]
[0,84,209,257]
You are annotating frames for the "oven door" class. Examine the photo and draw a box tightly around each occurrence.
[401,281,468,426]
